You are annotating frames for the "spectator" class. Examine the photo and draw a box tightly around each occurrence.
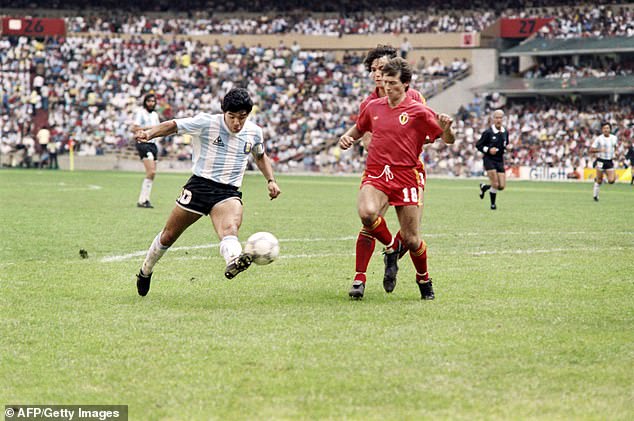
[399,37,412,59]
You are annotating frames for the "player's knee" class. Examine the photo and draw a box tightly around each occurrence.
[400,234,421,252]
[160,230,178,247]
[220,222,240,237]
[358,207,379,227]
[359,214,378,227]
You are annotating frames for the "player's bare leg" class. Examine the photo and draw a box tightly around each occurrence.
[211,198,251,279]
[138,159,156,208]
[497,172,506,191]
[491,171,506,209]
[480,169,496,201]
[484,169,500,209]
[396,205,434,300]
[350,185,390,298]
[595,168,616,202]
[593,169,604,201]
[137,206,202,296]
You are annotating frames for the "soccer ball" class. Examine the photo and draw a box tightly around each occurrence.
[244,232,280,265]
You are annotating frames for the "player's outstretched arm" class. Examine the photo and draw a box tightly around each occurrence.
[338,125,364,150]
[254,153,281,200]
[437,113,455,144]
[134,120,177,143]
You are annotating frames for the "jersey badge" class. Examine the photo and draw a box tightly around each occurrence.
[399,112,409,125]
[213,136,224,147]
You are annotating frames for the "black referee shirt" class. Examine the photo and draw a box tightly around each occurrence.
[476,126,509,162]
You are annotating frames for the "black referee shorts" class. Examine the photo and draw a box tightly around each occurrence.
[483,156,505,173]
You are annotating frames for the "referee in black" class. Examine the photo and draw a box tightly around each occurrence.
[476,109,509,210]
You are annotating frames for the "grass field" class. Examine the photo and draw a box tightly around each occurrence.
[1,169,633,420]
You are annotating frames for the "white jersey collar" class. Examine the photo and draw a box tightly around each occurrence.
[491,125,505,134]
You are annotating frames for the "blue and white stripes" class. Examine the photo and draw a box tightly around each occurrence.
[176,113,263,188]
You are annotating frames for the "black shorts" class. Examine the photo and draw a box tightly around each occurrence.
[483,156,505,173]
[176,175,242,216]
[136,142,158,161]
[594,159,614,171]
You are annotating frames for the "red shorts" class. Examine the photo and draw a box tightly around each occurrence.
[361,165,426,206]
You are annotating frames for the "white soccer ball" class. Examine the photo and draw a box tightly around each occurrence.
[244,232,280,265]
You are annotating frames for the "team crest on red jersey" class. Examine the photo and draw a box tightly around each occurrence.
[399,112,409,125]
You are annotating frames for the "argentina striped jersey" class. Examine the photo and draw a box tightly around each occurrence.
[591,134,618,160]
[134,108,161,144]
[175,113,263,188]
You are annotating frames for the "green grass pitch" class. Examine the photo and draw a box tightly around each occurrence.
[1,169,633,420]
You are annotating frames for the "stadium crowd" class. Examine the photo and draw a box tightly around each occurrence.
[536,5,634,38]
[11,0,624,14]
[522,55,634,79]
[418,95,634,178]
[56,4,633,37]
[65,11,495,36]
[0,35,469,168]
[1,1,632,173]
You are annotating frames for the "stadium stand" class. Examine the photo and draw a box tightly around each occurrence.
[427,94,633,177]
[0,34,470,168]
[1,1,632,177]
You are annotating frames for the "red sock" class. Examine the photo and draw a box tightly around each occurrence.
[355,231,375,277]
[410,240,429,282]
[364,215,392,246]
[354,272,367,284]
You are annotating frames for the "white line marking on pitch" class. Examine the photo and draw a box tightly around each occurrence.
[465,246,627,256]
[101,237,359,262]
[56,183,103,191]
[100,232,632,263]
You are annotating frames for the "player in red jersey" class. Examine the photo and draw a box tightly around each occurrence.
[339,57,455,300]
[359,45,426,146]
[357,45,429,295]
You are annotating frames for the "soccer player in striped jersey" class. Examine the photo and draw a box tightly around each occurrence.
[132,94,161,208]
[132,88,281,296]
[357,45,428,295]
[340,57,455,300]
[589,122,619,201]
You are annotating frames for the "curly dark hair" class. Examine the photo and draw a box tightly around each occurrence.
[221,88,253,114]
[363,44,397,73]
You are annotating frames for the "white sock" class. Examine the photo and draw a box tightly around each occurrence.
[593,182,600,197]
[219,235,242,264]
[142,231,169,275]
[490,187,498,194]
[138,178,153,203]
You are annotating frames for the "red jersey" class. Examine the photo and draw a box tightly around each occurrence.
[356,96,442,169]
[359,87,426,113]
